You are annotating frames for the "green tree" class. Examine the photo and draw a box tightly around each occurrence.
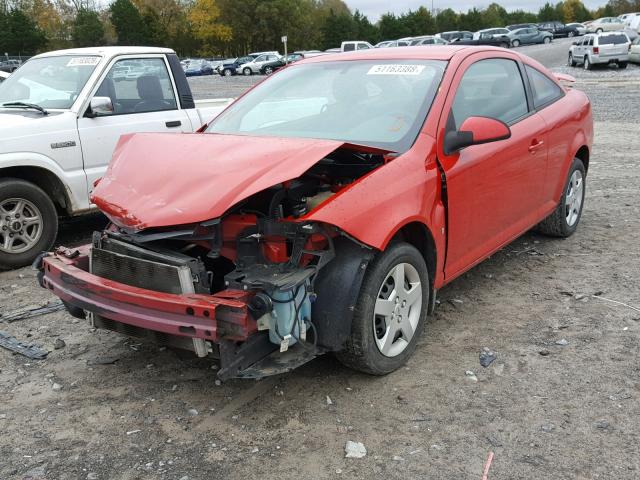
[321,9,356,48]
[72,8,104,47]
[458,8,483,32]
[482,3,508,27]
[505,10,538,24]
[435,8,458,32]
[378,13,410,40]
[353,9,378,43]
[1,8,47,54]
[110,0,147,45]
[402,7,436,36]
[538,2,557,21]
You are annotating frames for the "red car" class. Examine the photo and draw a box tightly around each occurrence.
[38,46,592,379]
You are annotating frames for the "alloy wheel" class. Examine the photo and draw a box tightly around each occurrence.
[565,170,584,227]
[0,197,43,254]
[373,262,422,358]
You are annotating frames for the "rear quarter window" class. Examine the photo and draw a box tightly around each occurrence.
[525,65,564,109]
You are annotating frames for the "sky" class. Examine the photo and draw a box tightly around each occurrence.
[346,0,606,21]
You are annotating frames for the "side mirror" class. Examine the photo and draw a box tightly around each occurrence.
[87,96,114,117]
[444,116,511,155]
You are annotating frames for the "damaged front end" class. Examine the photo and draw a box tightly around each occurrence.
[37,135,386,379]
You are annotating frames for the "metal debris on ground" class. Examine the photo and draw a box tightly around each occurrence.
[479,347,497,367]
[0,301,65,323]
[0,331,48,359]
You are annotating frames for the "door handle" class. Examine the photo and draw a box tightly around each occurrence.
[166,120,182,128]
[528,140,544,153]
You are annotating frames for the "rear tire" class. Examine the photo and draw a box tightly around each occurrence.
[584,56,593,70]
[568,31,575,38]
[595,28,603,34]
[0,178,58,270]
[536,158,586,238]
[336,242,429,375]
[618,61,628,69]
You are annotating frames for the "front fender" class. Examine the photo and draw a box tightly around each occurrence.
[0,152,88,212]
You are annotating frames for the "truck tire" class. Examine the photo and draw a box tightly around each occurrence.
[536,158,586,238]
[0,178,58,270]
[336,242,429,375]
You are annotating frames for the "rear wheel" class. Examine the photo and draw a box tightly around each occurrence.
[536,158,586,238]
[223,68,233,77]
[0,178,58,270]
[595,28,603,34]
[512,39,521,47]
[618,61,628,69]
[264,66,274,75]
[568,31,575,38]
[499,42,509,48]
[336,242,429,375]
[584,56,593,70]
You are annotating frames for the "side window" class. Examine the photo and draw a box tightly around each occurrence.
[95,58,177,115]
[343,43,355,52]
[451,58,528,129]
[525,65,563,108]
[589,37,594,46]
[255,55,266,62]
[357,43,370,50]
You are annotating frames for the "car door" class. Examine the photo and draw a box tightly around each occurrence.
[436,54,549,281]
[77,55,192,194]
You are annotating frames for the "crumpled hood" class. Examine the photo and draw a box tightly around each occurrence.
[91,132,350,230]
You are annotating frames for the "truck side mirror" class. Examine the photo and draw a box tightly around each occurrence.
[86,96,114,117]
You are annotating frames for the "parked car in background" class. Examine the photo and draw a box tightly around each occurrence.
[437,31,474,41]
[325,48,341,53]
[0,47,233,269]
[185,59,214,76]
[508,27,553,46]
[475,28,511,38]
[568,32,630,69]
[0,60,21,73]
[619,12,639,25]
[238,53,281,75]
[506,23,538,31]
[566,23,587,35]
[217,56,256,76]
[374,40,411,48]
[587,17,625,33]
[629,37,640,63]
[454,31,511,48]
[0,71,9,82]
[341,41,374,52]
[410,36,449,46]
[37,46,593,380]
[538,21,580,37]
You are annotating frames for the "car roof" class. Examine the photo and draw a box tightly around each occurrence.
[301,45,480,64]
[32,46,174,59]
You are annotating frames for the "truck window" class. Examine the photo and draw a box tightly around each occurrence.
[94,58,177,115]
[343,43,356,52]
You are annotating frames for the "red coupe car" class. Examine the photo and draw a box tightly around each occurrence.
[38,46,593,379]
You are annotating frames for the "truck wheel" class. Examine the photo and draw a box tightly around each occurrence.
[336,242,429,375]
[0,178,58,270]
[512,39,521,47]
[243,67,252,76]
[536,158,586,238]
[584,56,593,70]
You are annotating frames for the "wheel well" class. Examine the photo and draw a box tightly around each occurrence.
[0,166,71,214]
[575,146,590,173]
[393,222,437,287]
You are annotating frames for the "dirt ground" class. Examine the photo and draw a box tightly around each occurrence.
[2,40,640,480]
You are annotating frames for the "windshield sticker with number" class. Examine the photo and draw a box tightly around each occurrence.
[66,57,101,67]
[367,65,426,75]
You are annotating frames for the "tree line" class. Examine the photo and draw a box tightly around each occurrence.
[1,0,639,58]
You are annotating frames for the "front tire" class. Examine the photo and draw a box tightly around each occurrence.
[243,67,252,76]
[512,39,521,47]
[0,178,58,270]
[595,28,603,34]
[536,158,586,237]
[543,36,551,44]
[223,68,232,77]
[568,53,577,66]
[568,31,575,38]
[336,242,429,375]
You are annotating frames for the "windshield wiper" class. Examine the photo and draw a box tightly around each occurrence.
[1,102,49,115]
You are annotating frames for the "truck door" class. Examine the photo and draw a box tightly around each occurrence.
[77,55,192,197]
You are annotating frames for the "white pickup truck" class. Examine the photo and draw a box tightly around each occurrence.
[0,47,232,269]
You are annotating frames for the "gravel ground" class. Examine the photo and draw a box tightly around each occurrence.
[1,38,640,480]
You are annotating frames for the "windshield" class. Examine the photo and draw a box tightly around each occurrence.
[0,55,100,110]
[206,60,446,152]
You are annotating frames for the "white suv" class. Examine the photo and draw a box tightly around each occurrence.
[568,32,630,69]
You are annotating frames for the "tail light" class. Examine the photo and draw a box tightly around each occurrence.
[593,46,599,54]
